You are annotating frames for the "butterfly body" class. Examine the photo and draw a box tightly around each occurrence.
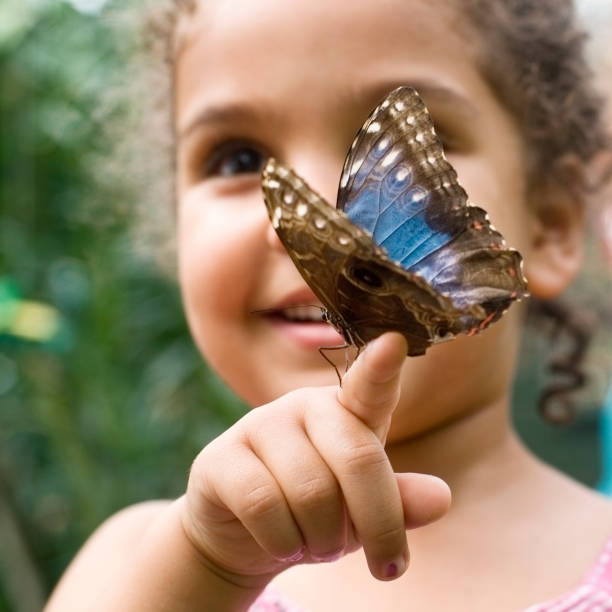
[262,87,528,357]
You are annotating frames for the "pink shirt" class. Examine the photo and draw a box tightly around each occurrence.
[250,539,612,612]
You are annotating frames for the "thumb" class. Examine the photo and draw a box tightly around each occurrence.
[396,473,452,529]
[337,332,407,440]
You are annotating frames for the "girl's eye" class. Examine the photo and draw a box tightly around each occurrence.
[206,142,267,178]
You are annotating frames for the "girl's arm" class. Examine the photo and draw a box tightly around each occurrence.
[46,499,264,611]
[46,333,450,611]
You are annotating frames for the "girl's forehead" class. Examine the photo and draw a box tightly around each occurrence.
[175,0,482,117]
[183,0,460,27]
[177,0,470,62]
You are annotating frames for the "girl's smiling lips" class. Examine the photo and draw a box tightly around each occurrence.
[258,288,345,349]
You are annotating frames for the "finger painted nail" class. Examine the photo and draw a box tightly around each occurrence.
[384,555,406,579]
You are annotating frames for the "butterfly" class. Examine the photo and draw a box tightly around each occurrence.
[261,86,528,360]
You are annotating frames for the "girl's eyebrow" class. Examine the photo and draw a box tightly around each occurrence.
[178,103,264,141]
[178,80,477,141]
[363,78,479,118]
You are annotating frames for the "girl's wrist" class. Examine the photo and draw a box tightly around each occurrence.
[100,497,269,612]
[176,495,277,593]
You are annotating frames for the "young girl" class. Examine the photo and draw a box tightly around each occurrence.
[46,0,612,610]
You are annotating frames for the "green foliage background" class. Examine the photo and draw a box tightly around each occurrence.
[0,2,609,611]
[0,3,246,610]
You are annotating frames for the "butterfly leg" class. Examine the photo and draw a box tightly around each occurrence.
[318,344,350,386]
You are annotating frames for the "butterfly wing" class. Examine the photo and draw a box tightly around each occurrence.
[262,158,484,356]
[337,86,528,327]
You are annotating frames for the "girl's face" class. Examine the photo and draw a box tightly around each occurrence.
[175,0,534,439]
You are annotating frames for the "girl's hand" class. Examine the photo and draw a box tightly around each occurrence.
[180,332,451,587]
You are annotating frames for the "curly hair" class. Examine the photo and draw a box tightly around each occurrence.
[464,0,607,186]
[115,0,609,420]
[461,0,609,422]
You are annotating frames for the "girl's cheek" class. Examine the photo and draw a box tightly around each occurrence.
[450,152,530,254]
[179,184,263,254]
[178,185,268,305]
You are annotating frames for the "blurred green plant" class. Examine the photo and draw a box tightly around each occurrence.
[0,2,245,609]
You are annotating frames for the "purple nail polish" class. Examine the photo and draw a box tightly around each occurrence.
[384,556,406,579]
[385,562,399,578]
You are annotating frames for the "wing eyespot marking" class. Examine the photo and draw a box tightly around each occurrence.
[351,265,384,288]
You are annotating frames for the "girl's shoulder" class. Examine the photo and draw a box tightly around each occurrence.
[46,500,171,611]
[523,536,612,611]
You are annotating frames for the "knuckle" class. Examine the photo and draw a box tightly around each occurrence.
[238,407,267,433]
[352,386,398,420]
[186,444,233,509]
[188,437,230,489]
[367,385,400,410]
[361,521,406,560]
[373,523,406,546]
[292,474,339,509]
[241,396,303,438]
[278,387,310,408]
[188,448,211,490]
[340,440,387,475]
[239,481,284,522]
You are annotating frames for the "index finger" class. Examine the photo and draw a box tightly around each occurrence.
[337,332,407,439]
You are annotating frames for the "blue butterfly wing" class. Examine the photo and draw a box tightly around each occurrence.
[337,87,527,320]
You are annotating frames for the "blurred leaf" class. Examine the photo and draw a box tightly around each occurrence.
[0,1,246,605]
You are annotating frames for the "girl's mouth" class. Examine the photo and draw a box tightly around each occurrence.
[262,305,344,348]
[270,305,325,322]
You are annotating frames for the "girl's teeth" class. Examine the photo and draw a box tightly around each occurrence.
[280,306,324,322]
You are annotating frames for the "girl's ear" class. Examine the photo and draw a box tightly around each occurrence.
[590,149,612,267]
[523,157,586,300]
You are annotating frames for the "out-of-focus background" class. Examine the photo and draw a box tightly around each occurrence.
[0,1,610,611]
[0,2,247,610]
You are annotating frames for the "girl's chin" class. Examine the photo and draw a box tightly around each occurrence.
[255,347,345,401]
[236,364,341,407]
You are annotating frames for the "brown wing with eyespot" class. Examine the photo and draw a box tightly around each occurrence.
[261,158,486,355]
